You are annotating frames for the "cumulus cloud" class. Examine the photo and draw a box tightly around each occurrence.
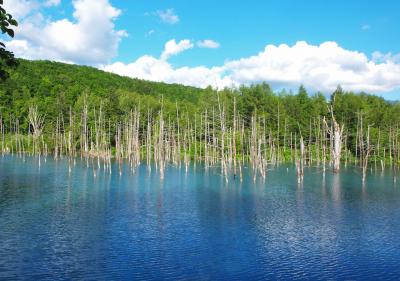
[160,39,193,61]
[103,39,232,88]
[5,0,126,65]
[372,51,400,64]
[224,41,400,92]
[154,9,179,24]
[103,57,233,89]
[197,40,220,49]
[104,41,400,93]
[3,0,38,19]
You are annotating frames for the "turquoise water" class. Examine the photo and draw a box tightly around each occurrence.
[0,155,399,280]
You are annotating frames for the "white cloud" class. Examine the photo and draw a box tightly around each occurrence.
[103,56,233,89]
[155,9,179,24]
[160,39,193,61]
[224,41,400,92]
[6,0,126,65]
[104,41,400,94]
[372,51,400,64]
[44,0,61,7]
[103,38,231,88]
[197,40,220,49]
[3,0,38,20]
[3,0,60,20]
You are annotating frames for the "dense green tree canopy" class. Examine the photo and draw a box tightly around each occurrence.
[0,59,398,158]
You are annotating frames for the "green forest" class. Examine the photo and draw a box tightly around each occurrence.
[0,59,399,179]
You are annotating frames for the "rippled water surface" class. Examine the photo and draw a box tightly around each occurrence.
[0,156,400,280]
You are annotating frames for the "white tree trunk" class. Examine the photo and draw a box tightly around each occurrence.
[333,119,342,173]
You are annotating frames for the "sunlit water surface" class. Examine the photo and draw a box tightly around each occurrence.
[0,155,400,280]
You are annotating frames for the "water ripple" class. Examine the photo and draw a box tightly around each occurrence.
[0,156,399,280]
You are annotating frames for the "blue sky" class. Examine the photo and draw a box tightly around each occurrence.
[118,0,399,65]
[4,0,400,100]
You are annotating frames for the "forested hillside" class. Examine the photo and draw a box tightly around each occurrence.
[0,59,206,119]
[1,59,399,131]
[0,59,399,175]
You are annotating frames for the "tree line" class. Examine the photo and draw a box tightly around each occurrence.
[0,59,399,181]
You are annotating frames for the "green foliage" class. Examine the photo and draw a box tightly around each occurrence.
[0,0,18,80]
[0,59,399,158]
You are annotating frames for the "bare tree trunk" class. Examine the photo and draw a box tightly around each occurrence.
[28,105,45,156]
[324,106,344,173]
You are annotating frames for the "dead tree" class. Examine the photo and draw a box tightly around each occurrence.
[28,105,45,155]
[324,105,344,173]
[362,125,373,183]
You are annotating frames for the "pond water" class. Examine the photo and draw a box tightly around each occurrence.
[0,155,399,280]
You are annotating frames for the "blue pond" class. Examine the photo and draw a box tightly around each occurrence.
[0,155,400,280]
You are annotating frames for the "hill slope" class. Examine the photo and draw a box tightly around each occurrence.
[1,59,207,104]
[0,59,399,140]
